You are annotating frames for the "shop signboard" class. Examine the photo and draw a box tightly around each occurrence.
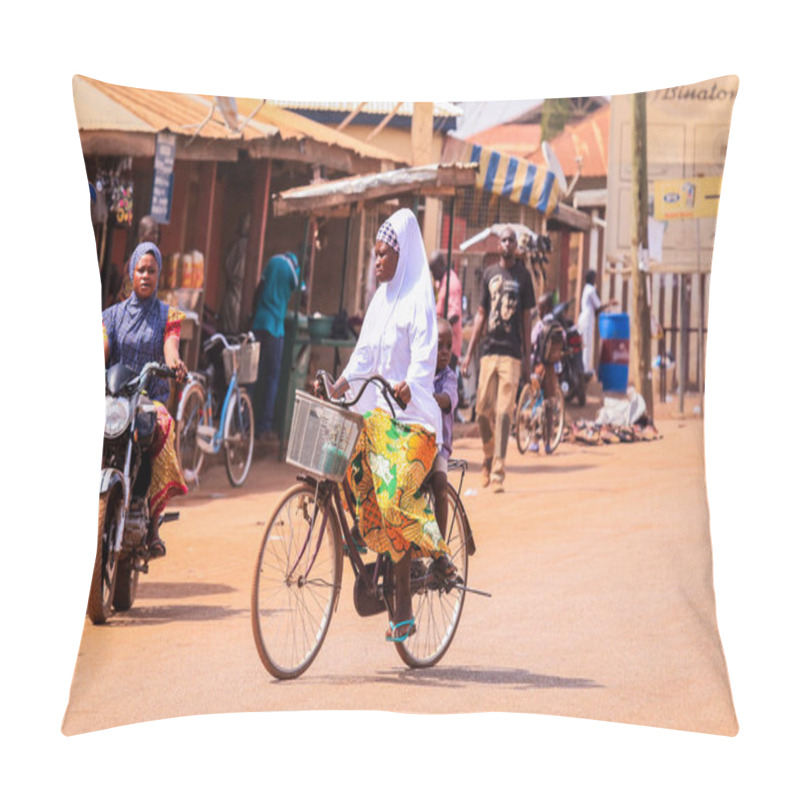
[150,132,176,224]
[653,176,722,221]
[605,75,738,273]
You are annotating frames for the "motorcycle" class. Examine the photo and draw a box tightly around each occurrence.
[551,299,587,407]
[88,360,179,624]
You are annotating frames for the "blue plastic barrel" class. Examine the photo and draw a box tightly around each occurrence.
[598,313,630,393]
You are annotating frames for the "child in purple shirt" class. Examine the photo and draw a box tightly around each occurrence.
[432,318,459,536]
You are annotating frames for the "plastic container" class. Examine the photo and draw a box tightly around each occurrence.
[285,391,363,481]
[308,314,334,340]
[598,312,630,393]
[191,250,204,288]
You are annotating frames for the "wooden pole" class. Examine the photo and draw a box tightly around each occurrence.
[630,92,654,416]
[241,158,272,331]
[445,194,455,314]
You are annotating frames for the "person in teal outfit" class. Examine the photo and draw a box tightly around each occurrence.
[252,251,300,438]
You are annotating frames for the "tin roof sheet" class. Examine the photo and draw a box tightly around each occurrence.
[268,100,462,118]
[73,76,401,165]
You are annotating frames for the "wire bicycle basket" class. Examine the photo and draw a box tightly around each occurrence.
[222,340,260,385]
[285,391,364,481]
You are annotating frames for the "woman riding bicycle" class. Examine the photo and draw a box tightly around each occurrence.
[327,208,457,643]
[102,241,188,557]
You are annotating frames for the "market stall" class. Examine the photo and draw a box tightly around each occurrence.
[270,162,478,454]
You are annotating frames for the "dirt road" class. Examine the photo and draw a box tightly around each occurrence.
[62,387,737,737]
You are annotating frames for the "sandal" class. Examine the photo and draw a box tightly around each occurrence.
[385,618,416,642]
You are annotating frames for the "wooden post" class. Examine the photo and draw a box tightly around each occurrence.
[241,159,272,331]
[445,194,455,313]
[630,92,654,416]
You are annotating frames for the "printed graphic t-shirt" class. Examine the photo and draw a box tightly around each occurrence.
[479,260,535,360]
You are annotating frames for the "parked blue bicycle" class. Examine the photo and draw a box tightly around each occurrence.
[176,332,259,488]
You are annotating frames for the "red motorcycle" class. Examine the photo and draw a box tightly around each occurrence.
[552,299,587,407]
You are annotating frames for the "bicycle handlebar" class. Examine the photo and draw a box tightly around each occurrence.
[203,331,255,353]
[314,371,408,415]
[138,361,178,387]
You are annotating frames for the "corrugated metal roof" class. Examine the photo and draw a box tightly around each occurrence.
[73,76,401,166]
[232,97,400,163]
[524,104,610,178]
[269,100,462,118]
[74,75,279,141]
[273,163,477,216]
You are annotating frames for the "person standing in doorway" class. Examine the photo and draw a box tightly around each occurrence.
[252,251,300,440]
[463,226,535,492]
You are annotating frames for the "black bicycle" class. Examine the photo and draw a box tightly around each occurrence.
[250,372,482,679]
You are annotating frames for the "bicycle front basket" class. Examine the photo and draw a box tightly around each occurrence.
[237,340,260,385]
[285,391,364,481]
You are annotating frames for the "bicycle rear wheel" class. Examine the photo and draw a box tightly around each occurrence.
[251,483,343,679]
[544,386,566,453]
[224,388,254,487]
[396,483,469,668]
[515,384,536,454]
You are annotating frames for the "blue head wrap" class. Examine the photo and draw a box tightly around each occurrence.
[129,242,163,283]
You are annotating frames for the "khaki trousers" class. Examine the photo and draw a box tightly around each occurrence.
[475,354,521,482]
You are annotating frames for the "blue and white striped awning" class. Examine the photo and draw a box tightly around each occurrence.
[445,138,560,215]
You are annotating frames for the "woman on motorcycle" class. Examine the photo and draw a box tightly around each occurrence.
[328,208,456,643]
[102,242,188,557]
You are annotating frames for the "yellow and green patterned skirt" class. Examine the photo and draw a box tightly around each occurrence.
[346,407,449,563]
[148,402,187,518]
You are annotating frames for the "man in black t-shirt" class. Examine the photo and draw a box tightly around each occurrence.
[463,226,535,492]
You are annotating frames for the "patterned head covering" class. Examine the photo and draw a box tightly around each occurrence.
[376,219,400,253]
[129,241,163,283]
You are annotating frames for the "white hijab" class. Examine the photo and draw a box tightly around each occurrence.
[341,207,442,445]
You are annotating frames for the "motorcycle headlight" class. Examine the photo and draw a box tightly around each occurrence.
[105,395,132,438]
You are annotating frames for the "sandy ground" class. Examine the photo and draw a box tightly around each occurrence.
[62,382,737,737]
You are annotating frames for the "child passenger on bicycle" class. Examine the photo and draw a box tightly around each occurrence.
[431,317,458,537]
[529,292,562,453]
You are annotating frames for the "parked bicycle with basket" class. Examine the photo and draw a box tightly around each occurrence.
[176,332,259,488]
[250,372,485,679]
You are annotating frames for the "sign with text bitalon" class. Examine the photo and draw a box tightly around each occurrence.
[653,176,722,220]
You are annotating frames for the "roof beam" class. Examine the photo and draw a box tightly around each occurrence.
[366,102,403,141]
[336,102,367,131]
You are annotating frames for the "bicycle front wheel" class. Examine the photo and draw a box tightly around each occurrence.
[224,388,254,487]
[515,384,536,454]
[251,483,343,679]
[177,382,206,482]
[396,483,470,668]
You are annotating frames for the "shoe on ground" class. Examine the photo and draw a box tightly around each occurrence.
[528,442,539,453]
[480,465,490,488]
[491,479,504,494]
